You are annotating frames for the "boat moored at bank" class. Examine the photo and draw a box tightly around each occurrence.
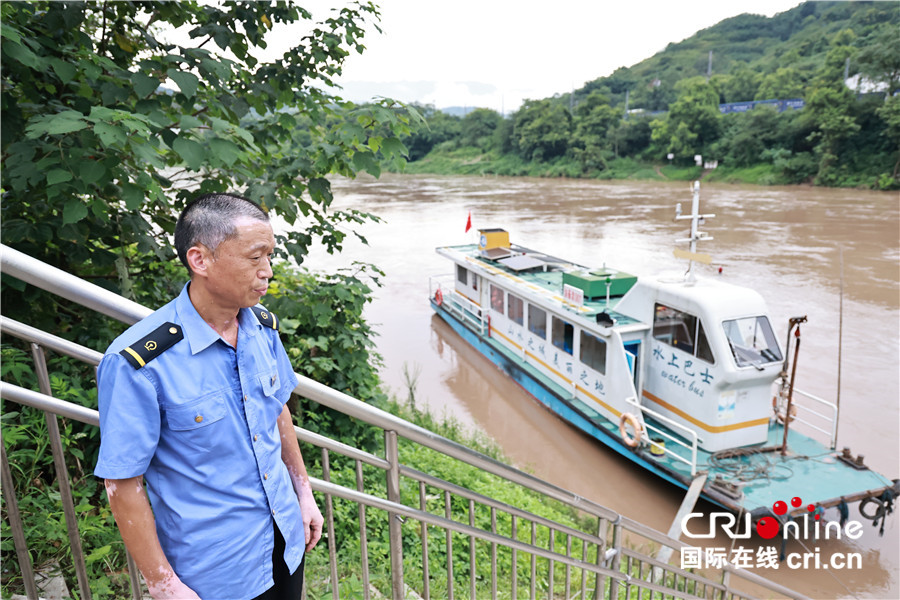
[429,183,898,529]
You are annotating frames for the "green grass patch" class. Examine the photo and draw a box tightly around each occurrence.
[658,164,704,181]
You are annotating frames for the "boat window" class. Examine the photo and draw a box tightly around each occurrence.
[456,264,467,286]
[490,285,505,314]
[723,316,783,368]
[580,331,607,375]
[551,316,574,354]
[528,304,547,339]
[652,303,714,364]
[696,320,714,363]
[508,293,524,326]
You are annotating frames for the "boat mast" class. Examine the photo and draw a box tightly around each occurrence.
[674,181,715,281]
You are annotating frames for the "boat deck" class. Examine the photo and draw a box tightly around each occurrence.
[449,243,642,326]
[566,388,893,516]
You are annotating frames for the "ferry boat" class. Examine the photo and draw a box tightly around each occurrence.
[429,182,898,528]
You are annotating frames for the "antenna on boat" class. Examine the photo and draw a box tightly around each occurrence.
[835,246,844,448]
[673,181,715,282]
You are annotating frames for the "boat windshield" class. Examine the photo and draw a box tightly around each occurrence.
[722,316,783,369]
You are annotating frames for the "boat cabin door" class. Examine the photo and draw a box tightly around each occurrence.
[623,340,641,392]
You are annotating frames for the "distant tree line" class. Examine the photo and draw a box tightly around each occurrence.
[401,3,899,189]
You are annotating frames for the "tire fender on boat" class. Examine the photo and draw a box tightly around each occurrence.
[859,496,886,521]
[619,412,643,449]
[435,288,443,306]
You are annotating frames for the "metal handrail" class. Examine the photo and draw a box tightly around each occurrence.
[1,243,807,600]
[791,388,839,448]
[625,395,700,475]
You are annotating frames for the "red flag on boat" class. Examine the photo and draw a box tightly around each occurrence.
[465,211,472,233]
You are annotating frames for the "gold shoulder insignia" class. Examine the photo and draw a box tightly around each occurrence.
[119,322,183,369]
[251,305,279,331]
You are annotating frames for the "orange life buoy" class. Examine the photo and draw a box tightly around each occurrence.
[619,412,643,449]
[435,288,443,306]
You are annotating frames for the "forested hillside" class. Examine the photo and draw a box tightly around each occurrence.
[401,1,900,189]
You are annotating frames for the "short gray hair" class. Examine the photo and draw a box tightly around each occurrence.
[174,193,270,272]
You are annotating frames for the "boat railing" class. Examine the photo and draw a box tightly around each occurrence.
[787,388,839,449]
[429,273,486,334]
[626,396,700,476]
[1,244,807,600]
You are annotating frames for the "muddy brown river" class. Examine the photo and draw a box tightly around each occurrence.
[301,173,898,599]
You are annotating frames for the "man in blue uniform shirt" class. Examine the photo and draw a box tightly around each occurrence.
[94,193,323,599]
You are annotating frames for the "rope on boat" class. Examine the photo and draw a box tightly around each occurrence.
[708,448,794,483]
[708,447,840,484]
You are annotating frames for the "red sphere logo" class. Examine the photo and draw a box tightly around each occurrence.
[757,496,822,538]
[756,516,780,539]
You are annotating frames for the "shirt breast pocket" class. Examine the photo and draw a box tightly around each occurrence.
[257,370,284,424]
[258,370,281,399]
[166,394,228,453]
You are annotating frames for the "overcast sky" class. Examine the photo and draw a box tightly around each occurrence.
[261,0,806,112]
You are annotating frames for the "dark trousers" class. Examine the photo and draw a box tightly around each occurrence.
[251,525,305,600]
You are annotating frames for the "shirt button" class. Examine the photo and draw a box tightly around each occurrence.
[254,434,259,442]
[243,394,248,402]
[271,375,277,385]
[194,415,203,423]
[264,473,269,480]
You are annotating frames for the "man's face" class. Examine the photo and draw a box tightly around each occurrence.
[203,217,276,309]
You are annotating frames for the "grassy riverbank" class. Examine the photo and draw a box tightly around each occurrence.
[395,146,815,187]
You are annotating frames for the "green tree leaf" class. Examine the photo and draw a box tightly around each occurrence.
[93,122,127,147]
[121,183,144,210]
[172,136,205,170]
[62,199,88,225]
[208,138,242,166]
[47,168,72,186]
[168,69,199,98]
[2,39,40,68]
[131,72,160,97]
[50,58,77,83]
[25,111,89,137]
[80,161,106,185]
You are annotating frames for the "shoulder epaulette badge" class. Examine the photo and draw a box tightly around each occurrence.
[251,305,279,331]
[120,322,184,369]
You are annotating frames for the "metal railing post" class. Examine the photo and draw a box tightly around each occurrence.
[419,481,430,600]
[490,507,498,600]
[548,527,555,599]
[530,521,537,599]
[384,430,405,599]
[321,448,339,600]
[593,517,608,600]
[444,490,454,600]
[30,343,92,600]
[510,515,518,599]
[1,442,39,600]
[607,520,623,600]
[358,461,372,600]
[124,550,143,600]
[469,499,476,600]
